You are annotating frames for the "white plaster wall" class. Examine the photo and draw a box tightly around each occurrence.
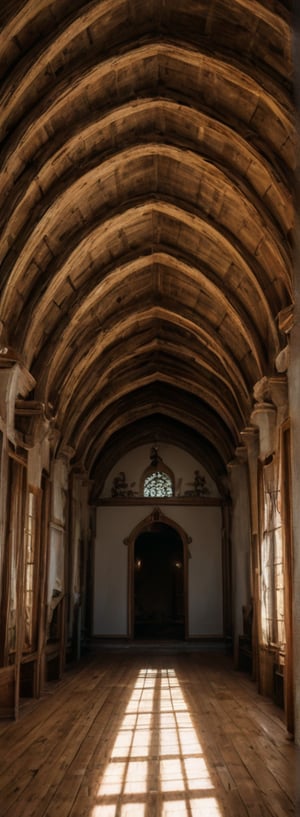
[170,505,223,636]
[93,504,223,637]
[94,507,146,636]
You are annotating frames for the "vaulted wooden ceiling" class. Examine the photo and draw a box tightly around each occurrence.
[0,0,295,497]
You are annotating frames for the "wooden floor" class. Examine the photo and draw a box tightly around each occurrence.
[0,647,298,817]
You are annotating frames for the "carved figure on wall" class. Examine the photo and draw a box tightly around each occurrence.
[111,471,136,497]
[184,469,210,496]
[194,469,209,495]
[150,446,161,467]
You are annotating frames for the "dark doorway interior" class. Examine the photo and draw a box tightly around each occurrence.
[134,523,184,639]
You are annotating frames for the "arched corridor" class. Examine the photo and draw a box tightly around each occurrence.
[1,0,300,780]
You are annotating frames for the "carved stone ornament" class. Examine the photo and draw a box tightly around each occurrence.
[151,506,162,522]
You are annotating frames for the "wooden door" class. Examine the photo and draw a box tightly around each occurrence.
[134,523,185,639]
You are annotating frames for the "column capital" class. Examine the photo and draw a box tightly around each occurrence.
[268,374,288,417]
[253,375,280,407]
[235,445,248,465]
[0,328,23,365]
[227,448,247,472]
[275,345,289,373]
[277,304,294,335]
[253,374,287,409]
[14,399,56,448]
[251,374,288,449]
[250,402,277,459]
[240,426,259,461]
[0,360,36,444]
[58,444,75,466]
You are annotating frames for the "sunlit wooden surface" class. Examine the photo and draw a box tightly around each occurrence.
[0,648,297,817]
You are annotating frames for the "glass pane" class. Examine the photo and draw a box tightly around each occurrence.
[144,471,173,497]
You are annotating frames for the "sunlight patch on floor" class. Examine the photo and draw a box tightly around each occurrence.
[93,668,222,816]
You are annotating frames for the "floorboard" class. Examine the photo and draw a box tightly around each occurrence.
[0,648,298,817]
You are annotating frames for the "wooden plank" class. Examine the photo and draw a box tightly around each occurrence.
[0,650,296,817]
[0,666,15,718]
[1,687,117,815]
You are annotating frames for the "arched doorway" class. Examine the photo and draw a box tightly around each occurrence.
[134,522,184,639]
[125,509,191,639]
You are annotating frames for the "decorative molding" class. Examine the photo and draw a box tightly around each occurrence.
[240,426,259,455]
[0,362,36,445]
[268,376,288,410]
[151,506,162,522]
[253,374,288,408]
[107,445,214,502]
[14,399,56,448]
[235,445,248,465]
[15,399,53,419]
[99,495,224,507]
[277,304,294,335]
[253,376,272,404]
[123,506,193,546]
[57,444,75,466]
[275,346,289,373]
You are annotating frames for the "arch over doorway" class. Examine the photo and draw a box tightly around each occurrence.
[124,507,191,639]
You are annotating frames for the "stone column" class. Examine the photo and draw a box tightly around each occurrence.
[0,351,35,600]
[240,426,260,682]
[250,379,290,704]
[287,301,300,746]
[250,394,278,695]
[270,371,294,735]
[291,4,300,750]
[227,446,252,667]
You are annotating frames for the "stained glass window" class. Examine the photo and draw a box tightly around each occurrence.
[144,471,173,497]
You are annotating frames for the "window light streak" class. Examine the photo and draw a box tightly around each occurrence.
[190,798,223,816]
[184,758,215,790]
[120,804,145,817]
[111,713,152,758]
[94,667,222,817]
[131,728,152,756]
[160,727,180,755]
[110,729,132,758]
[160,758,185,791]
[162,802,188,817]
[98,762,126,796]
[160,712,176,727]
[178,728,203,755]
[123,760,148,794]
[176,712,194,728]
